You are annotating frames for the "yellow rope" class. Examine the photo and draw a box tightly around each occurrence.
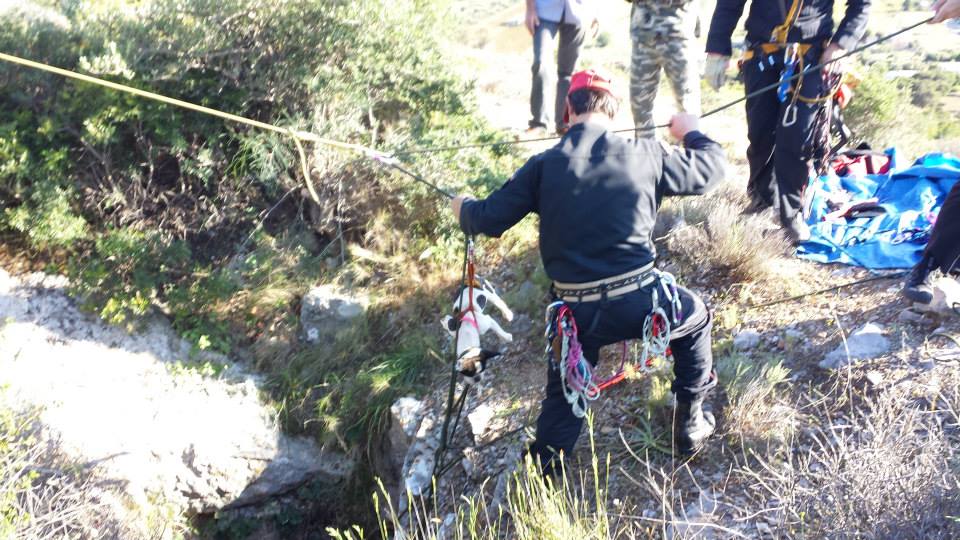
[289,130,323,206]
[0,51,389,202]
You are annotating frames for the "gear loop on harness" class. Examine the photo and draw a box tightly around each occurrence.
[544,269,680,418]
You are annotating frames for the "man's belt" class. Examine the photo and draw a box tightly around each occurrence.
[742,42,814,61]
[553,262,656,303]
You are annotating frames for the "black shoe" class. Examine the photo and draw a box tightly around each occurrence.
[903,255,936,305]
[674,398,716,455]
[783,214,811,245]
[743,197,773,215]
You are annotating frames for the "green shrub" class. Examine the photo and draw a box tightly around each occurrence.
[844,68,912,147]
[0,0,518,350]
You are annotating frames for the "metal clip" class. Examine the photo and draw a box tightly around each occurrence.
[782,103,798,127]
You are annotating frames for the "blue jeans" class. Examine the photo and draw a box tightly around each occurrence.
[530,281,716,466]
[530,19,585,130]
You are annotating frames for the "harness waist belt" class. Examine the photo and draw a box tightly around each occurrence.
[553,262,656,303]
[741,42,814,61]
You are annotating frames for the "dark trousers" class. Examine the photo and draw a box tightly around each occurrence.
[530,19,585,131]
[530,281,716,465]
[927,180,960,274]
[742,47,824,226]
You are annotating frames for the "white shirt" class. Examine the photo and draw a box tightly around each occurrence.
[535,0,594,26]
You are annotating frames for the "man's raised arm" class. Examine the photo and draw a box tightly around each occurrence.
[658,113,727,197]
[705,0,749,56]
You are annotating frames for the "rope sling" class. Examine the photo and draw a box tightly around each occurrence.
[544,270,682,418]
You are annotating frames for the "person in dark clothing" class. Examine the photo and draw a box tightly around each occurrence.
[903,181,960,303]
[703,0,871,243]
[902,0,960,302]
[450,70,727,468]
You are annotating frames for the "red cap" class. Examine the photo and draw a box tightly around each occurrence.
[563,69,618,125]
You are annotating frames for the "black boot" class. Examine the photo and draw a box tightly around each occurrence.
[674,397,716,455]
[743,195,773,216]
[783,213,811,245]
[903,254,936,305]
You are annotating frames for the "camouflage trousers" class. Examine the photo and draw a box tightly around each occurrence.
[630,1,701,138]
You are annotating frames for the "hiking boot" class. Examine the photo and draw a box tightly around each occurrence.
[903,254,937,305]
[674,397,716,455]
[783,214,811,245]
[743,196,773,215]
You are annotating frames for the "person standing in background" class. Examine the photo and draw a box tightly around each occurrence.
[703,0,871,244]
[628,0,702,138]
[525,0,598,135]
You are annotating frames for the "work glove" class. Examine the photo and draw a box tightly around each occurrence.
[704,54,730,91]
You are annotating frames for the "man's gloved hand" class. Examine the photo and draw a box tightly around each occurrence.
[820,43,846,76]
[704,54,730,91]
[451,194,472,222]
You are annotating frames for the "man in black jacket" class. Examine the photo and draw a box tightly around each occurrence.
[704,0,871,243]
[450,70,727,468]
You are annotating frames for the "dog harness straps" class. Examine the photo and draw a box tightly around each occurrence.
[545,269,681,418]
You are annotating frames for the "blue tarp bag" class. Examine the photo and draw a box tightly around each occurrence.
[797,151,960,269]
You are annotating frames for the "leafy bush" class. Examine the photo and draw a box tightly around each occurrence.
[0,0,518,348]
[844,68,911,148]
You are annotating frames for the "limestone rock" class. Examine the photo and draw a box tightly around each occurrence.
[733,329,761,350]
[819,322,890,369]
[467,404,495,442]
[390,397,424,454]
[0,268,348,523]
[300,285,366,344]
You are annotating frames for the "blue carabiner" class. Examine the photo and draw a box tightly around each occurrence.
[777,44,799,103]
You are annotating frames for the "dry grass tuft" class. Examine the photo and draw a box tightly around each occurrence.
[1,403,171,540]
[331,418,629,540]
[716,352,797,452]
[658,187,791,284]
[737,379,960,538]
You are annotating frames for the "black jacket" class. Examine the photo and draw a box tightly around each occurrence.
[459,123,726,283]
[706,0,871,57]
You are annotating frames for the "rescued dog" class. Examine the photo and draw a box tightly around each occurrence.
[441,278,514,384]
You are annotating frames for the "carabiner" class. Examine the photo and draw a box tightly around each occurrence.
[782,103,798,127]
[777,43,799,103]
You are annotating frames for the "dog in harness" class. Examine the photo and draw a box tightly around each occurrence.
[441,278,514,384]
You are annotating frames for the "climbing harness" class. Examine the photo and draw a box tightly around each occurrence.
[544,270,681,418]
[772,0,804,45]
